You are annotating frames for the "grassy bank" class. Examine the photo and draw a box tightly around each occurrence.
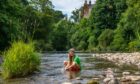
[2,41,40,79]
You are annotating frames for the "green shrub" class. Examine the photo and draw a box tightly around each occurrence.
[2,41,40,79]
[77,41,87,51]
[88,36,97,51]
[35,40,53,51]
[98,29,114,51]
[128,40,140,51]
[111,28,127,51]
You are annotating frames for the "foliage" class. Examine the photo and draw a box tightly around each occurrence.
[111,0,140,51]
[81,0,128,51]
[2,41,40,79]
[0,0,64,51]
[1,0,140,52]
[90,0,127,30]
[88,35,97,51]
[77,41,87,51]
[70,9,80,22]
[111,28,126,51]
[50,20,70,51]
[70,19,91,51]
[128,40,140,51]
[0,0,26,50]
[98,29,114,51]
[34,40,53,51]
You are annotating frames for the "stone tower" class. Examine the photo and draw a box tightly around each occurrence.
[80,0,93,18]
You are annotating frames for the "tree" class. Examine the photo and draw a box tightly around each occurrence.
[111,0,140,51]
[70,19,91,51]
[71,9,80,22]
[90,0,127,29]
[0,0,27,50]
[0,0,64,51]
[51,20,71,51]
[98,29,114,51]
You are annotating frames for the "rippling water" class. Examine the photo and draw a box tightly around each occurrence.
[1,53,140,84]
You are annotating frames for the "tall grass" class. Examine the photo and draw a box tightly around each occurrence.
[2,41,40,79]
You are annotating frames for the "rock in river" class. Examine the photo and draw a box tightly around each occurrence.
[87,79,99,84]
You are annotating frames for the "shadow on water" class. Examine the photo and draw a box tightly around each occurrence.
[1,52,140,84]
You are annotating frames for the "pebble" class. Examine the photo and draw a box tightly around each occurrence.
[76,77,83,80]
[74,82,81,84]
[62,82,72,84]
[128,76,140,81]
[92,77,100,80]
[98,75,105,79]
[121,77,132,82]
[134,72,140,75]
[123,72,130,76]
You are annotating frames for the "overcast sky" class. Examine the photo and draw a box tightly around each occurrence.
[51,0,96,17]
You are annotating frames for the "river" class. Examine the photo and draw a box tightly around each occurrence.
[1,52,140,84]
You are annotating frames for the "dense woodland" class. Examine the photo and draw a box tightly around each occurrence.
[1,0,140,52]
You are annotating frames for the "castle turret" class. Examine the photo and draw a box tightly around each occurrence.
[80,0,93,19]
[85,0,87,4]
[89,0,92,8]
[89,0,91,6]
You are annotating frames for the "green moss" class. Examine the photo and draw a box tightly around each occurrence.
[87,79,99,84]
[2,41,40,79]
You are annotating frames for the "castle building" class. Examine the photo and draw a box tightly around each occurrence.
[80,0,93,19]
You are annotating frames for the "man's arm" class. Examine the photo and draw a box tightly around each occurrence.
[65,62,76,70]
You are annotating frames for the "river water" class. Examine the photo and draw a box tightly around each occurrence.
[1,53,140,84]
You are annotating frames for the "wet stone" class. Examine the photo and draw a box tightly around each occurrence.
[87,79,99,84]
[92,77,100,80]
[76,77,83,80]
[123,71,130,76]
[134,72,140,75]
[62,82,72,84]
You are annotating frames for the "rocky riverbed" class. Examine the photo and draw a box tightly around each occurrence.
[92,52,140,84]
[94,52,140,69]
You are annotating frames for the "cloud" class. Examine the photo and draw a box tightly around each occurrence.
[51,0,96,17]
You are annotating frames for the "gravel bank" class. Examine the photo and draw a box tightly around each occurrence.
[94,52,140,68]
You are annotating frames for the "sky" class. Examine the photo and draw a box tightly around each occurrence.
[51,0,96,17]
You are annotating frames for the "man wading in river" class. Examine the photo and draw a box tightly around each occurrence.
[64,48,81,71]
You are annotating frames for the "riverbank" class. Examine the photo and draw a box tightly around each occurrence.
[94,52,140,69]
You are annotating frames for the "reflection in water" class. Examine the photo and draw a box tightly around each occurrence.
[64,70,80,79]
